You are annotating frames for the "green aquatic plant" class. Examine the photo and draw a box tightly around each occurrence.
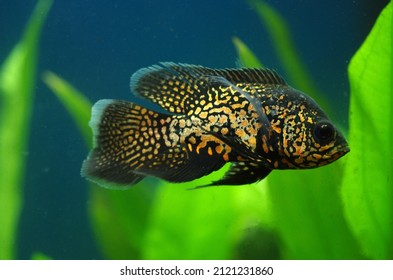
[31,252,51,260]
[43,72,92,144]
[232,37,263,68]
[139,175,274,259]
[342,2,392,259]
[0,0,52,259]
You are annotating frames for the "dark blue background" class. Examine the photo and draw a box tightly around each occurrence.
[0,0,388,259]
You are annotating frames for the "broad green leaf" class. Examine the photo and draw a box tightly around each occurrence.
[142,171,274,259]
[266,163,361,259]
[0,0,52,260]
[232,37,263,68]
[248,0,329,111]
[342,2,392,259]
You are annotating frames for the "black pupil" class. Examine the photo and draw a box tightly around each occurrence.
[314,122,334,143]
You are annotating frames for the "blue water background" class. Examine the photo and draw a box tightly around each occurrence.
[0,0,387,259]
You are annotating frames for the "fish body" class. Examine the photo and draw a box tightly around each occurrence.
[81,62,349,188]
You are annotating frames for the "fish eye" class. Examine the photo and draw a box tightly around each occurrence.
[313,121,335,144]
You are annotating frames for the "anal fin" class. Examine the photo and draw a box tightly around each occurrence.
[195,162,271,188]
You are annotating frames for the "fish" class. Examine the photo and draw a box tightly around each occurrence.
[81,62,349,189]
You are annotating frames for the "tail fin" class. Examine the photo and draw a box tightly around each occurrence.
[81,100,147,189]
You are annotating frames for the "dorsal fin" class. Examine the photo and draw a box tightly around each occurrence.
[130,62,287,115]
[165,63,287,85]
[130,62,200,114]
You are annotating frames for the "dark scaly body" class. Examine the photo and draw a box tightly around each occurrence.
[81,62,349,189]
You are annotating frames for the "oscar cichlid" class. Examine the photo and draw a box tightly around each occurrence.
[81,62,349,189]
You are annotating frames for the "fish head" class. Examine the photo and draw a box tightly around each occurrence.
[270,88,350,169]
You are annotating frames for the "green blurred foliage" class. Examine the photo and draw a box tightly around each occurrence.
[266,164,361,259]
[31,252,52,260]
[43,71,92,144]
[0,0,52,260]
[342,2,392,259]
[141,178,274,259]
[232,37,263,68]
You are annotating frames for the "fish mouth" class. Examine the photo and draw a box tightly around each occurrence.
[323,144,350,161]
[341,145,350,154]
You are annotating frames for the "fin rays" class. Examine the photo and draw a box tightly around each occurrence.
[130,62,286,115]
